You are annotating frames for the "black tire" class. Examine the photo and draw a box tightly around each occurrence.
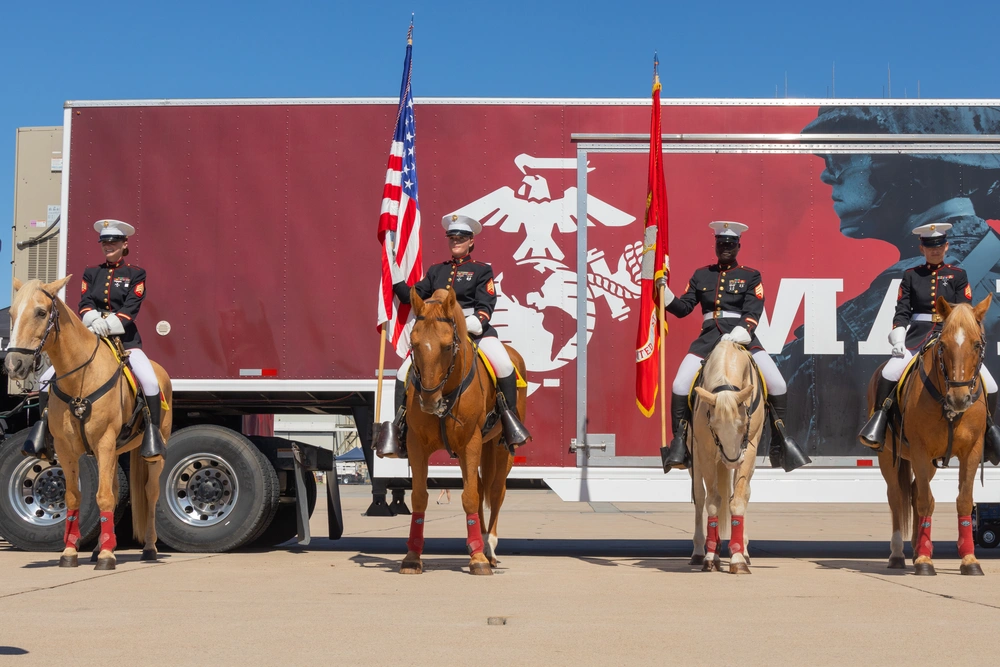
[245,436,317,547]
[155,425,279,553]
[977,526,1000,549]
[0,428,101,551]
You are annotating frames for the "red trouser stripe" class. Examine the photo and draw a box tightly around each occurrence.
[64,509,81,549]
[466,513,484,555]
[916,516,933,559]
[958,515,975,558]
[706,516,720,554]
[98,511,117,553]
[729,515,746,555]
[406,512,426,554]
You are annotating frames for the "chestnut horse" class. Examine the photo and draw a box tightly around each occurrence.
[401,287,527,575]
[867,296,991,576]
[689,340,767,574]
[5,276,172,570]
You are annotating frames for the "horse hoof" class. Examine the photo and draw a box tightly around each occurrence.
[58,555,78,568]
[729,562,752,575]
[689,554,705,566]
[887,557,907,569]
[469,562,493,576]
[140,549,158,562]
[701,558,718,572]
[94,558,116,571]
[961,563,985,576]
[913,562,936,576]
[400,559,423,575]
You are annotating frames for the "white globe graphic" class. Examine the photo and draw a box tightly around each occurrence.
[490,258,596,392]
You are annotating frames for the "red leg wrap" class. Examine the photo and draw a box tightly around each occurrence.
[916,516,933,559]
[465,513,484,555]
[64,509,81,549]
[958,515,975,558]
[706,516,720,554]
[406,512,425,554]
[98,511,116,553]
[729,515,745,555]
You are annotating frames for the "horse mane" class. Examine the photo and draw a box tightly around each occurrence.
[942,302,979,338]
[10,279,45,311]
[702,340,751,424]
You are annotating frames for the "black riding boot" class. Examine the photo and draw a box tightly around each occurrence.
[661,393,691,473]
[373,379,408,459]
[140,394,167,460]
[497,372,531,453]
[767,393,811,472]
[22,391,52,459]
[985,392,1000,466]
[859,376,897,450]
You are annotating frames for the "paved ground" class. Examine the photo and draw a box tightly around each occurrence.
[2,483,1000,665]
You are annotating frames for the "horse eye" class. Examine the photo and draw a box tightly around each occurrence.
[34,308,46,318]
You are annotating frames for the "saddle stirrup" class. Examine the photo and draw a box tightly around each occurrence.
[373,378,408,459]
[662,393,691,473]
[768,393,810,473]
[497,373,530,453]
[859,377,897,451]
[985,392,1000,466]
[140,395,167,461]
[22,391,53,460]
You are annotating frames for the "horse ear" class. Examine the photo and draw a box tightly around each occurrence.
[12,278,22,292]
[44,275,72,296]
[694,387,716,407]
[411,287,424,315]
[974,293,993,322]
[936,296,953,319]
[735,385,754,405]
[443,286,458,312]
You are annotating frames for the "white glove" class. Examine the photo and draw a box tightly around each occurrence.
[81,310,101,328]
[106,315,126,336]
[90,316,111,337]
[388,258,405,284]
[654,278,675,306]
[721,325,752,345]
[465,315,483,336]
[888,326,907,358]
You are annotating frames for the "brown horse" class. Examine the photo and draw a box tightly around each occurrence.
[689,340,767,574]
[868,295,991,576]
[400,287,527,575]
[5,276,172,570]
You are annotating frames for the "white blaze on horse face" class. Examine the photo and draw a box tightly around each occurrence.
[954,328,965,350]
[7,293,34,350]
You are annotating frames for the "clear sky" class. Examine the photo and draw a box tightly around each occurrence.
[3,0,999,307]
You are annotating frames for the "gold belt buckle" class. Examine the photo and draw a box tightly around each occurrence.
[932,313,943,323]
[713,310,721,319]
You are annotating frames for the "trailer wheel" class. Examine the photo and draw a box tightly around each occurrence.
[0,429,101,551]
[155,425,279,552]
[977,526,1000,549]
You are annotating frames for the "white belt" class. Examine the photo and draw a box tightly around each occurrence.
[912,313,943,323]
[703,311,742,321]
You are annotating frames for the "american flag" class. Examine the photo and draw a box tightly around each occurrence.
[376,24,422,358]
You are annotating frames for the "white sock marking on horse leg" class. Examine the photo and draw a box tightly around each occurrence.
[731,552,746,565]
[890,530,904,559]
[488,533,498,558]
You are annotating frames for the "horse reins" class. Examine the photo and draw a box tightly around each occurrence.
[7,289,61,370]
[706,378,763,465]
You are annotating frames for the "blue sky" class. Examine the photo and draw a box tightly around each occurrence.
[3,0,999,307]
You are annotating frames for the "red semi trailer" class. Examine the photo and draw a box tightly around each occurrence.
[3,97,1000,552]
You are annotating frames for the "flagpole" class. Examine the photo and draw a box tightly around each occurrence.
[375,324,387,423]
[658,284,667,450]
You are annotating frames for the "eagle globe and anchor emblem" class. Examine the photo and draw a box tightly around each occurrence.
[454,154,642,394]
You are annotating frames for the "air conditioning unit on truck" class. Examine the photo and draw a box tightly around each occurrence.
[4,98,1000,552]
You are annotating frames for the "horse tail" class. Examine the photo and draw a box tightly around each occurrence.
[130,447,149,541]
[718,466,733,540]
[897,457,913,537]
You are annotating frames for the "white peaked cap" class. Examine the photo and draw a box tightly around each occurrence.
[911,222,953,238]
[94,219,136,238]
[709,221,749,238]
[442,213,483,236]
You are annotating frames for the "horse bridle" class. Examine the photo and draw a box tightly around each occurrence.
[706,381,762,465]
[7,289,61,371]
[410,315,461,394]
[933,333,986,398]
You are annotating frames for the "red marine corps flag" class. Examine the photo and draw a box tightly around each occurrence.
[376,20,422,358]
[635,55,669,418]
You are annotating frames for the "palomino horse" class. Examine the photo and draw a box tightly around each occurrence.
[401,287,527,576]
[4,276,172,570]
[689,340,767,574]
[869,296,991,576]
